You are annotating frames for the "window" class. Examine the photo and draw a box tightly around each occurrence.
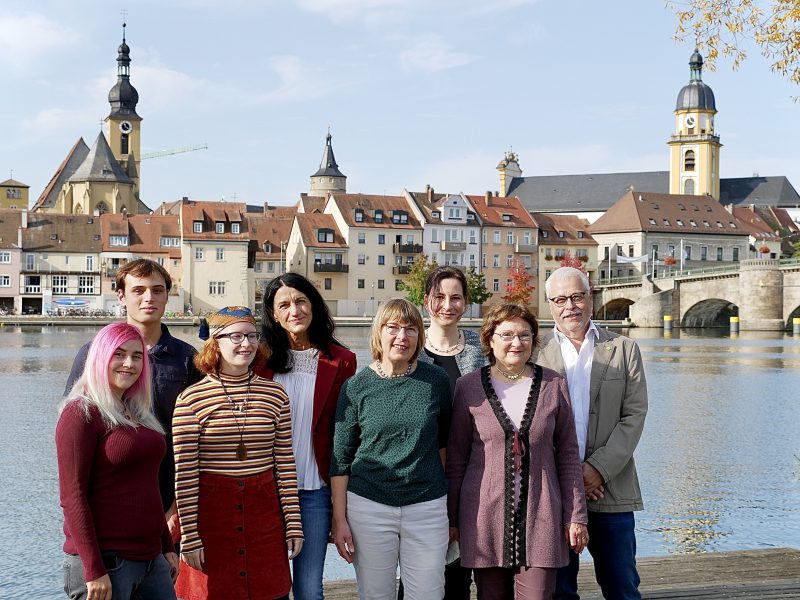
[406,235,414,244]
[684,179,695,195]
[85,256,94,271]
[231,222,240,234]
[493,254,500,267]
[507,231,514,244]
[52,275,68,294]
[729,222,738,229]
[215,222,225,234]
[318,228,334,243]
[545,248,553,260]
[469,254,476,268]
[395,280,403,291]
[542,230,549,238]
[558,231,565,238]
[355,209,364,222]
[431,229,439,243]
[357,279,365,289]
[668,244,676,257]
[482,253,487,268]
[576,231,584,239]
[78,276,95,294]
[493,279,500,292]
[507,254,513,266]
[502,214,512,222]
[700,246,708,261]
[493,231,500,244]
[482,230,487,244]
[689,220,698,228]
[378,255,385,265]
[522,255,531,268]
[431,211,440,220]
[267,262,275,273]
[733,247,740,261]
[377,280,385,289]
[717,247,723,261]
[603,247,609,260]
[0,251,10,264]
[160,236,180,247]
[358,232,366,244]
[157,257,165,267]
[109,235,128,246]
[576,249,588,259]
[391,211,408,224]
[684,245,692,260]
[193,221,203,233]
[195,247,205,260]
[209,281,226,295]
[648,218,657,225]
[374,210,383,223]
[703,220,711,228]
[324,278,332,290]
[684,150,695,171]
[0,275,9,287]
[676,219,684,226]
[378,234,385,245]
[651,244,659,260]
[469,230,477,245]
[628,245,634,257]
[216,248,224,260]
[254,262,263,273]
[358,254,366,265]
[448,207,461,219]
[555,248,566,259]
[716,221,724,229]
[663,218,671,226]
[546,269,552,279]
[24,275,41,293]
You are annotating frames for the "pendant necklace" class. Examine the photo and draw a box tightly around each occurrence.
[495,364,528,381]
[426,329,463,354]
[375,361,413,379]
[219,374,251,460]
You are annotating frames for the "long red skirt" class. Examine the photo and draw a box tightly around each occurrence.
[175,470,291,600]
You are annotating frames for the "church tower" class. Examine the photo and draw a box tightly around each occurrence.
[309,131,347,198]
[104,22,142,195]
[497,149,522,196]
[668,50,721,198]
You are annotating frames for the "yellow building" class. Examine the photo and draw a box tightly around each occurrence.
[0,179,29,210]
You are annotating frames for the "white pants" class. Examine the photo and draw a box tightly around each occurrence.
[347,491,448,600]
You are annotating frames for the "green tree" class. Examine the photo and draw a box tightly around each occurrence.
[466,266,492,305]
[502,259,535,306]
[399,254,436,306]
[669,0,800,85]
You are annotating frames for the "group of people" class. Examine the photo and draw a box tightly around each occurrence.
[56,258,648,600]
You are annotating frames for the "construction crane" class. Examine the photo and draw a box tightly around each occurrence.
[141,143,208,160]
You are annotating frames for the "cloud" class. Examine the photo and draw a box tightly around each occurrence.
[253,55,342,103]
[400,36,478,72]
[22,108,97,137]
[0,13,79,72]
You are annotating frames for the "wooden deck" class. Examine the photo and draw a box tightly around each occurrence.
[319,547,800,599]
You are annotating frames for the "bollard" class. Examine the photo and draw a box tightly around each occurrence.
[793,317,800,336]
[730,316,740,334]
[663,315,673,332]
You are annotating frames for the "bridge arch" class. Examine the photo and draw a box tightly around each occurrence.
[595,298,635,320]
[681,298,738,328]
[785,305,800,329]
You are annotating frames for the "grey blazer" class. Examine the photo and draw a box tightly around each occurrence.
[418,329,486,376]
[535,326,648,513]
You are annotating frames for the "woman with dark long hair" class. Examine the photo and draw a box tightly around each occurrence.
[256,274,357,600]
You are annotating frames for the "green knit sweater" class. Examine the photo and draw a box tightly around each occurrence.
[330,361,451,506]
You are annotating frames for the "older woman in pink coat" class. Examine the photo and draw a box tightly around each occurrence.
[446,304,588,600]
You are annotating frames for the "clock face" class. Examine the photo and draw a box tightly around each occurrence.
[119,120,132,134]
[686,115,696,128]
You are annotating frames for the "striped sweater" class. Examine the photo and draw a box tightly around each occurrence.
[173,371,302,552]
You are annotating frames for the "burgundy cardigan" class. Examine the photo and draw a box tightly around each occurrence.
[446,365,587,569]
[254,343,357,485]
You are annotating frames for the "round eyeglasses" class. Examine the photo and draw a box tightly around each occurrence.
[217,332,261,344]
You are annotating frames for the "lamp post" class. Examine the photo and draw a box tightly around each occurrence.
[371,282,375,316]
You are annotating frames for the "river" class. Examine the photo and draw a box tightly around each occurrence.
[1,325,798,599]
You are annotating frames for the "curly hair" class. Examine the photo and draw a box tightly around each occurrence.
[479,303,539,365]
[195,336,270,375]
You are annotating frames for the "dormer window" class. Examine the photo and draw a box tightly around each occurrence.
[690,220,698,227]
[392,211,408,224]
[109,235,128,246]
[374,210,383,223]
[50,234,58,241]
[231,222,240,234]
[216,222,225,234]
[678,203,686,211]
[431,211,440,219]
[264,242,272,253]
[541,230,549,238]
[703,220,711,227]
[193,221,203,233]
[317,228,334,243]
[467,213,475,221]
[663,219,670,226]
[577,231,585,239]
[676,219,684,226]
[716,221,724,228]
[648,218,657,225]
[557,231,565,238]
[729,222,737,229]
[502,214,512,222]
[354,209,364,223]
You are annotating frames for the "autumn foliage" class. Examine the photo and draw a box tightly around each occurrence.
[502,259,535,306]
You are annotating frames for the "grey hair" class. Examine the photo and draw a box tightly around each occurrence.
[545,267,590,297]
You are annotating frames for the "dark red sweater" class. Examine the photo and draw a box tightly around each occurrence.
[56,401,172,582]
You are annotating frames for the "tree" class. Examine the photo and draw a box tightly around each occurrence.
[466,266,492,305]
[398,254,436,306]
[559,250,588,274]
[669,0,800,85]
[502,259,535,306]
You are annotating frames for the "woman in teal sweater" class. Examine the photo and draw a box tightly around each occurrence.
[331,298,451,600]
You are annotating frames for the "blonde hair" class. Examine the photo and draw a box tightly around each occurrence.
[369,298,425,362]
[61,323,163,433]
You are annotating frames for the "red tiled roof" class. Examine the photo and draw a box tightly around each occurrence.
[179,200,249,240]
[295,213,347,248]
[0,210,22,249]
[465,193,537,227]
[532,213,596,245]
[330,193,421,228]
[731,207,781,241]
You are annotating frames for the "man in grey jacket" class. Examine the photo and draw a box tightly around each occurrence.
[536,267,647,600]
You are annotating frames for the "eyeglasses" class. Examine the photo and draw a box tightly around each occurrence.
[217,332,261,344]
[547,292,588,307]
[493,332,533,343]
[384,323,419,337]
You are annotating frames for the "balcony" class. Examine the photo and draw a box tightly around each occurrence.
[314,262,349,273]
[392,265,412,275]
[24,286,42,294]
[514,242,538,253]
[439,240,466,252]
[393,243,423,254]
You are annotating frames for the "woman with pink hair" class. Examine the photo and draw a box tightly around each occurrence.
[57,322,179,600]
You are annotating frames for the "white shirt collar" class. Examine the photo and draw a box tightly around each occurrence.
[552,320,600,344]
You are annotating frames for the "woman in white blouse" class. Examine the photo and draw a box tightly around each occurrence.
[256,273,357,600]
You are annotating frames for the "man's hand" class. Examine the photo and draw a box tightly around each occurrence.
[164,551,180,582]
[86,574,112,600]
[583,462,605,501]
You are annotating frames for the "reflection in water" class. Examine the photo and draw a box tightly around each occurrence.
[1,326,799,598]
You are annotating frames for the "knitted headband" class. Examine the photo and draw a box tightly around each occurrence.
[199,306,256,340]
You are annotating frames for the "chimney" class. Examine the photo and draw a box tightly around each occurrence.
[426,185,433,203]
[486,190,493,206]
[21,209,28,229]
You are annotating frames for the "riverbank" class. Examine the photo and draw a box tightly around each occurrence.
[321,548,800,599]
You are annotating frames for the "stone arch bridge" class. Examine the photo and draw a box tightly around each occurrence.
[592,259,800,330]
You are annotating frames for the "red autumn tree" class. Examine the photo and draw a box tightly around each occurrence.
[559,250,588,274]
[502,259,535,306]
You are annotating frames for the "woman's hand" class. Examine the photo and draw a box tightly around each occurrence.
[164,551,180,582]
[288,538,304,560]
[449,527,460,543]
[566,523,589,554]
[332,516,355,563]
[181,548,204,571]
[86,573,112,600]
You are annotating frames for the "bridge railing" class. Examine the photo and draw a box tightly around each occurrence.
[779,257,800,268]
[662,263,741,280]
[591,275,642,287]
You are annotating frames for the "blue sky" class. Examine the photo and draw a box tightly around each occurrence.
[1,0,798,209]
